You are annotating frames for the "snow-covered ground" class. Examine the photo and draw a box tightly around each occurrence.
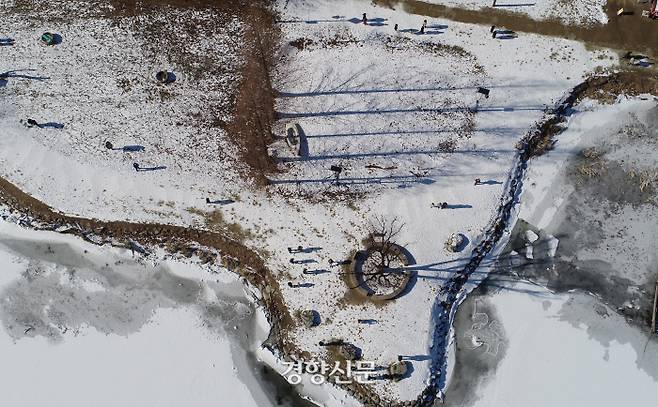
[416,0,608,26]
[0,220,285,407]
[1,0,634,405]
[270,0,616,402]
[0,4,244,224]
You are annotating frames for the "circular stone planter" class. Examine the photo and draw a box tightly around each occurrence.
[347,243,414,301]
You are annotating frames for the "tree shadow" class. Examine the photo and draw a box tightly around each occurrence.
[277,147,507,163]
[269,174,435,186]
[277,83,553,98]
[308,126,521,139]
[277,104,544,119]
[395,245,418,298]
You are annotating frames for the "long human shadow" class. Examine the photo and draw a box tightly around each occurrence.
[269,174,434,185]
[277,83,555,98]
[0,69,50,81]
[137,165,167,172]
[494,3,536,7]
[278,18,343,24]
[347,17,388,26]
[121,145,145,152]
[308,126,522,139]
[444,204,473,209]
[277,147,509,162]
[40,122,64,129]
[277,105,545,119]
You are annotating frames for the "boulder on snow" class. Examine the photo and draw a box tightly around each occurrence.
[445,233,466,252]
[299,309,320,328]
[339,343,362,360]
[388,361,410,379]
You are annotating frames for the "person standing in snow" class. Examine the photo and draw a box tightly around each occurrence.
[362,13,367,25]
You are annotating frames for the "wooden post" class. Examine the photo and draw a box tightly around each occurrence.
[651,281,658,333]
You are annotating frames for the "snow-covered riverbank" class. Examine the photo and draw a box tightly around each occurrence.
[442,95,658,406]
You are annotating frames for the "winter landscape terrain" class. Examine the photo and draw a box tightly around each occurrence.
[1,0,657,406]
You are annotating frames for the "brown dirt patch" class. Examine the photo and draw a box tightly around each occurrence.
[227,2,283,186]
[376,0,658,59]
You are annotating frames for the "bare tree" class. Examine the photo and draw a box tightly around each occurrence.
[358,216,408,290]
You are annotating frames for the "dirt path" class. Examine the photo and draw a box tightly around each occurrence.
[376,0,658,58]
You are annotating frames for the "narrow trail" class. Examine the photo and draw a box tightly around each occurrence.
[375,0,658,58]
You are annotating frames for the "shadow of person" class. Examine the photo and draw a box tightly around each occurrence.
[140,165,167,171]
[1,69,50,81]
[206,198,235,205]
[122,145,146,152]
[446,204,473,209]
[41,122,65,129]
[481,179,503,185]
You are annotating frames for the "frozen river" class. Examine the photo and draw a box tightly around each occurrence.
[0,220,309,407]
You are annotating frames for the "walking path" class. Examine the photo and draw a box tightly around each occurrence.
[376,0,658,58]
